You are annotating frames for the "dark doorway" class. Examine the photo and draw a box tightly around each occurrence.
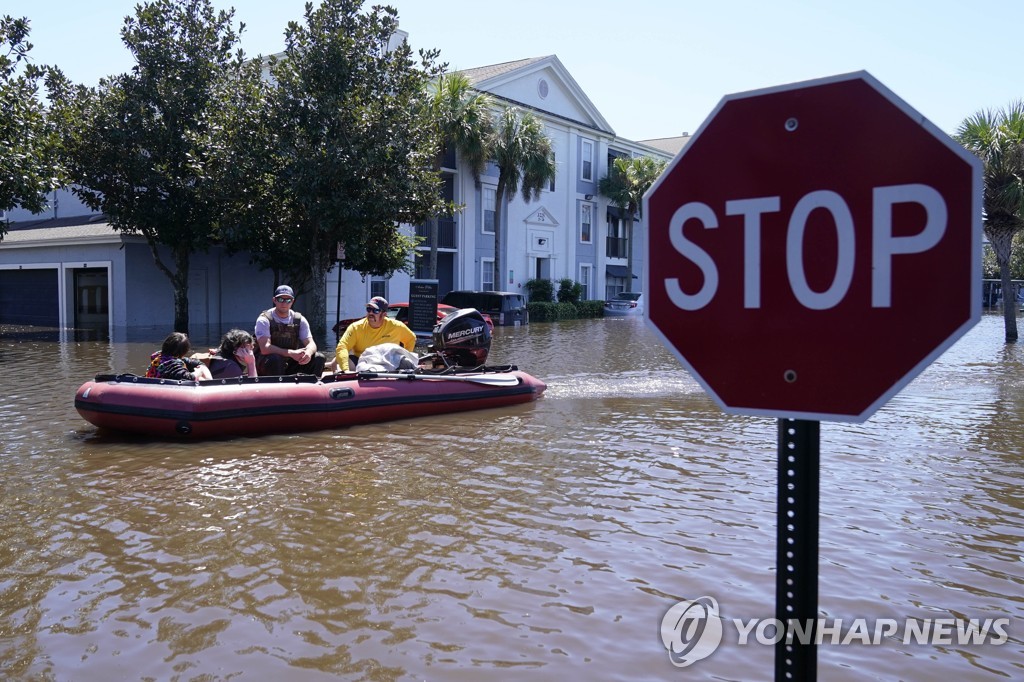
[73,267,109,339]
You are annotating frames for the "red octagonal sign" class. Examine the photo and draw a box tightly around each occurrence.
[643,72,982,422]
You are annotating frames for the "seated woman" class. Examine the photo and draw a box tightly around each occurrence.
[204,329,258,379]
[145,332,213,381]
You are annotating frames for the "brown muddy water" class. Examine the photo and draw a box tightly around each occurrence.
[0,315,1022,681]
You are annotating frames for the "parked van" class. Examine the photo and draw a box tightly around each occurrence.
[441,290,529,326]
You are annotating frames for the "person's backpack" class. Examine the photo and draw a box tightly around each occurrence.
[144,351,161,378]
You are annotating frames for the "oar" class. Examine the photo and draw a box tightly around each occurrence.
[357,371,519,387]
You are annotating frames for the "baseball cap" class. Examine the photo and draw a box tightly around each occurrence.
[274,285,294,297]
[366,296,389,312]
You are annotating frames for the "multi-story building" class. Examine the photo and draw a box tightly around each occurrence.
[358,55,682,312]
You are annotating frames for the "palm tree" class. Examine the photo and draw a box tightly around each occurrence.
[486,106,556,290]
[598,155,668,286]
[425,73,493,279]
[956,102,1024,342]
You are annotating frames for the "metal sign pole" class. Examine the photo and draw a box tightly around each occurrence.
[775,418,820,682]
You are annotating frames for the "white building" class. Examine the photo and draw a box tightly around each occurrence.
[356,55,680,315]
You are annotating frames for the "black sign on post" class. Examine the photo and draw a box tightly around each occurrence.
[408,280,439,335]
[776,419,819,681]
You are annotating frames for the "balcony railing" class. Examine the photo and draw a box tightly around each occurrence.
[416,218,457,249]
[438,145,457,171]
[606,236,629,259]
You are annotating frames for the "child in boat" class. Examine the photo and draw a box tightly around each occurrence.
[201,329,258,379]
[145,332,213,381]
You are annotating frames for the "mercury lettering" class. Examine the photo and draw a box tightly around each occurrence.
[447,325,484,340]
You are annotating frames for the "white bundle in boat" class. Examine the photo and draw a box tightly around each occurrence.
[355,343,419,373]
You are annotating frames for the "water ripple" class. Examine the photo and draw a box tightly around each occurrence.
[1,316,1022,680]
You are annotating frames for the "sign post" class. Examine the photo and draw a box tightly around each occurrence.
[776,419,819,679]
[644,72,982,680]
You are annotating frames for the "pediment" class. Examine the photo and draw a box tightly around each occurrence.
[524,206,559,227]
[459,56,614,135]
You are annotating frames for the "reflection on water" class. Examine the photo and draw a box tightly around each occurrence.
[1,315,1022,680]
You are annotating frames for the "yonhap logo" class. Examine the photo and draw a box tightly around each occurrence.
[659,596,1009,669]
[660,596,724,667]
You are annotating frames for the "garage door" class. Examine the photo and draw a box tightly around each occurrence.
[0,268,59,326]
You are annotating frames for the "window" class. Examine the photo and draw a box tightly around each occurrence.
[606,214,626,258]
[580,202,593,244]
[581,139,594,182]
[370,277,387,300]
[482,258,495,292]
[579,264,592,300]
[482,186,496,234]
[548,152,556,192]
[605,279,626,300]
[608,149,628,171]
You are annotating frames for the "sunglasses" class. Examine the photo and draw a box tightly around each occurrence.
[275,296,294,303]
[366,307,382,314]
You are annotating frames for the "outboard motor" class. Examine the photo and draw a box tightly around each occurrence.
[427,308,491,367]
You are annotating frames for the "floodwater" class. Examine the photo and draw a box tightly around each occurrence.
[0,315,1022,681]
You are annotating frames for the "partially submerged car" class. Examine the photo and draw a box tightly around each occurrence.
[441,291,528,326]
[604,292,644,316]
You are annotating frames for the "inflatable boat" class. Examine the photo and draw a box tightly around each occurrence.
[75,367,545,439]
[75,308,545,439]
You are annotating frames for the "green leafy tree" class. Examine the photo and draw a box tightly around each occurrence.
[557,278,582,304]
[982,233,1024,279]
[0,16,64,234]
[598,155,668,286]
[424,72,492,279]
[52,0,253,334]
[229,0,446,341]
[487,106,556,291]
[956,102,1024,342]
[206,54,282,276]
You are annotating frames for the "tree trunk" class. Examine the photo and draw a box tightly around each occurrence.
[493,177,507,291]
[173,245,192,334]
[172,285,189,334]
[988,226,1019,342]
[625,217,635,288]
[307,248,330,348]
[429,219,439,279]
[145,241,190,334]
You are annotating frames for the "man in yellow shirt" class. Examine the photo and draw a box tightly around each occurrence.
[335,297,417,372]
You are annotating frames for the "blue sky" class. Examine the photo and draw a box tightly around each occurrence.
[7,0,1021,141]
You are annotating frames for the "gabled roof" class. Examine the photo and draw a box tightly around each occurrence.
[1,213,133,247]
[459,57,548,85]
[456,55,615,135]
[638,135,691,157]
[5,213,108,232]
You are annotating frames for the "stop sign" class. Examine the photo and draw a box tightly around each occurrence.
[643,72,982,422]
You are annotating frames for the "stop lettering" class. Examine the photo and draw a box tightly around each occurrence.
[668,183,946,311]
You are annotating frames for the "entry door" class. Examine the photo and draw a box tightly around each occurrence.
[535,257,551,281]
[74,268,109,334]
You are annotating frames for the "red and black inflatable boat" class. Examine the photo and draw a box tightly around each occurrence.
[77,308,544,438]
[75,367,546,439]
